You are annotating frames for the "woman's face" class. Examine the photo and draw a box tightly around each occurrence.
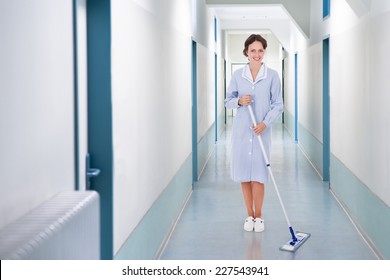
[246,40,265,64]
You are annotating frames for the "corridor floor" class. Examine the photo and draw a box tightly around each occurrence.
[160,117,378,260]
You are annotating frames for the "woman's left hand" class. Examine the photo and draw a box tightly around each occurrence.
[252,122,267,136]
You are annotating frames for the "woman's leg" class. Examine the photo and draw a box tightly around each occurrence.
[251,181,265,218]
[241,182,254,217]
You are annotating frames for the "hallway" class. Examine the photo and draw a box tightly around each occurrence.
[160,117,377,260]
[2,0,390,262]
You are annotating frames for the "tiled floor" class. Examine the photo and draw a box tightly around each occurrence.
[160,118,378,260]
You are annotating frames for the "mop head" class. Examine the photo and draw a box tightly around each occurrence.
[280,231,311,252]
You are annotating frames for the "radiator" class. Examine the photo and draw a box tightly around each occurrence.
[0,191,100,260]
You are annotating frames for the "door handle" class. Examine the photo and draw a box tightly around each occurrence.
[87,168,100,177]
[86,153,100,189]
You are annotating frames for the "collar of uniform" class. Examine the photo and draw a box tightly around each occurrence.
[242,63,268,84]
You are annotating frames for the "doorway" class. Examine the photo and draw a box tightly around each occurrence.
[192,40,198,183]
[322,38,330,181]
[76,0,113,260]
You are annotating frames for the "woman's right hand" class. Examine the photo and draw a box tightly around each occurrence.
[238,94,252,106]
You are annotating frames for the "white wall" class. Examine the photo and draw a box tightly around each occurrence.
[215,16,225,132]
[111,0,221,255]
[328,0,390,206]
[197,44,216,140]
[111,0,192,254]
[292,0,390,206]
[264,34,283,76]
[298,42,322,142]
[368,8,390,206]
[0,1,75,229]
[283,53,295,125]
[195,0,224,144]
[75,0,88,191]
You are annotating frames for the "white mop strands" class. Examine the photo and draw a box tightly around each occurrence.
[247,104,310,252]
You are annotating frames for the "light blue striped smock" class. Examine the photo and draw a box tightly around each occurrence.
[225,63,283,184]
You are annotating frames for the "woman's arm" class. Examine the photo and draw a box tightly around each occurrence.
[224,74,241,109]
[263,72,284,127]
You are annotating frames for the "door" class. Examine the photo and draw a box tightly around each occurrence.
[294,53,298,142]
[73,0,113,260]
[323,38,330,181]
[192,40,198,183]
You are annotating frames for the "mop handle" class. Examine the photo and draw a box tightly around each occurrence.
[247,104,293,229]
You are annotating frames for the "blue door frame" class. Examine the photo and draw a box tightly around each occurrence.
[323,38,330,181]
[72,0,80,190]
[192,40,198,183]
[86,0,113,260]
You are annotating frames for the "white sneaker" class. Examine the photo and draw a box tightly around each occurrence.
[254,218,264,232]
[244,216,254,231]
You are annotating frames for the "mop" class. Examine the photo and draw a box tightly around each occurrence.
[247,104,310,252]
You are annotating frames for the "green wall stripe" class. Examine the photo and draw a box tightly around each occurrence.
[86,0,113,260]
[331,155,390,259]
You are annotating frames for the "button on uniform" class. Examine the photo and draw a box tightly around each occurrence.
[249,137,253,156]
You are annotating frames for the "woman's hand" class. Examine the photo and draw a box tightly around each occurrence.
[252,122,266,136]
[238,94,252,106]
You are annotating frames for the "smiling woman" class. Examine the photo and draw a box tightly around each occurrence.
[225,34,284,233]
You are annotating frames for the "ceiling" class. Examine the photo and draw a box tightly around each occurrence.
[210,4,309,52]
[213,5,290,21]
[206,0,311,39]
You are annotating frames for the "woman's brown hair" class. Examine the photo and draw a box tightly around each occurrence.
[243,34,267,57]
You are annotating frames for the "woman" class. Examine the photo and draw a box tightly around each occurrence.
[225,34,283,232]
